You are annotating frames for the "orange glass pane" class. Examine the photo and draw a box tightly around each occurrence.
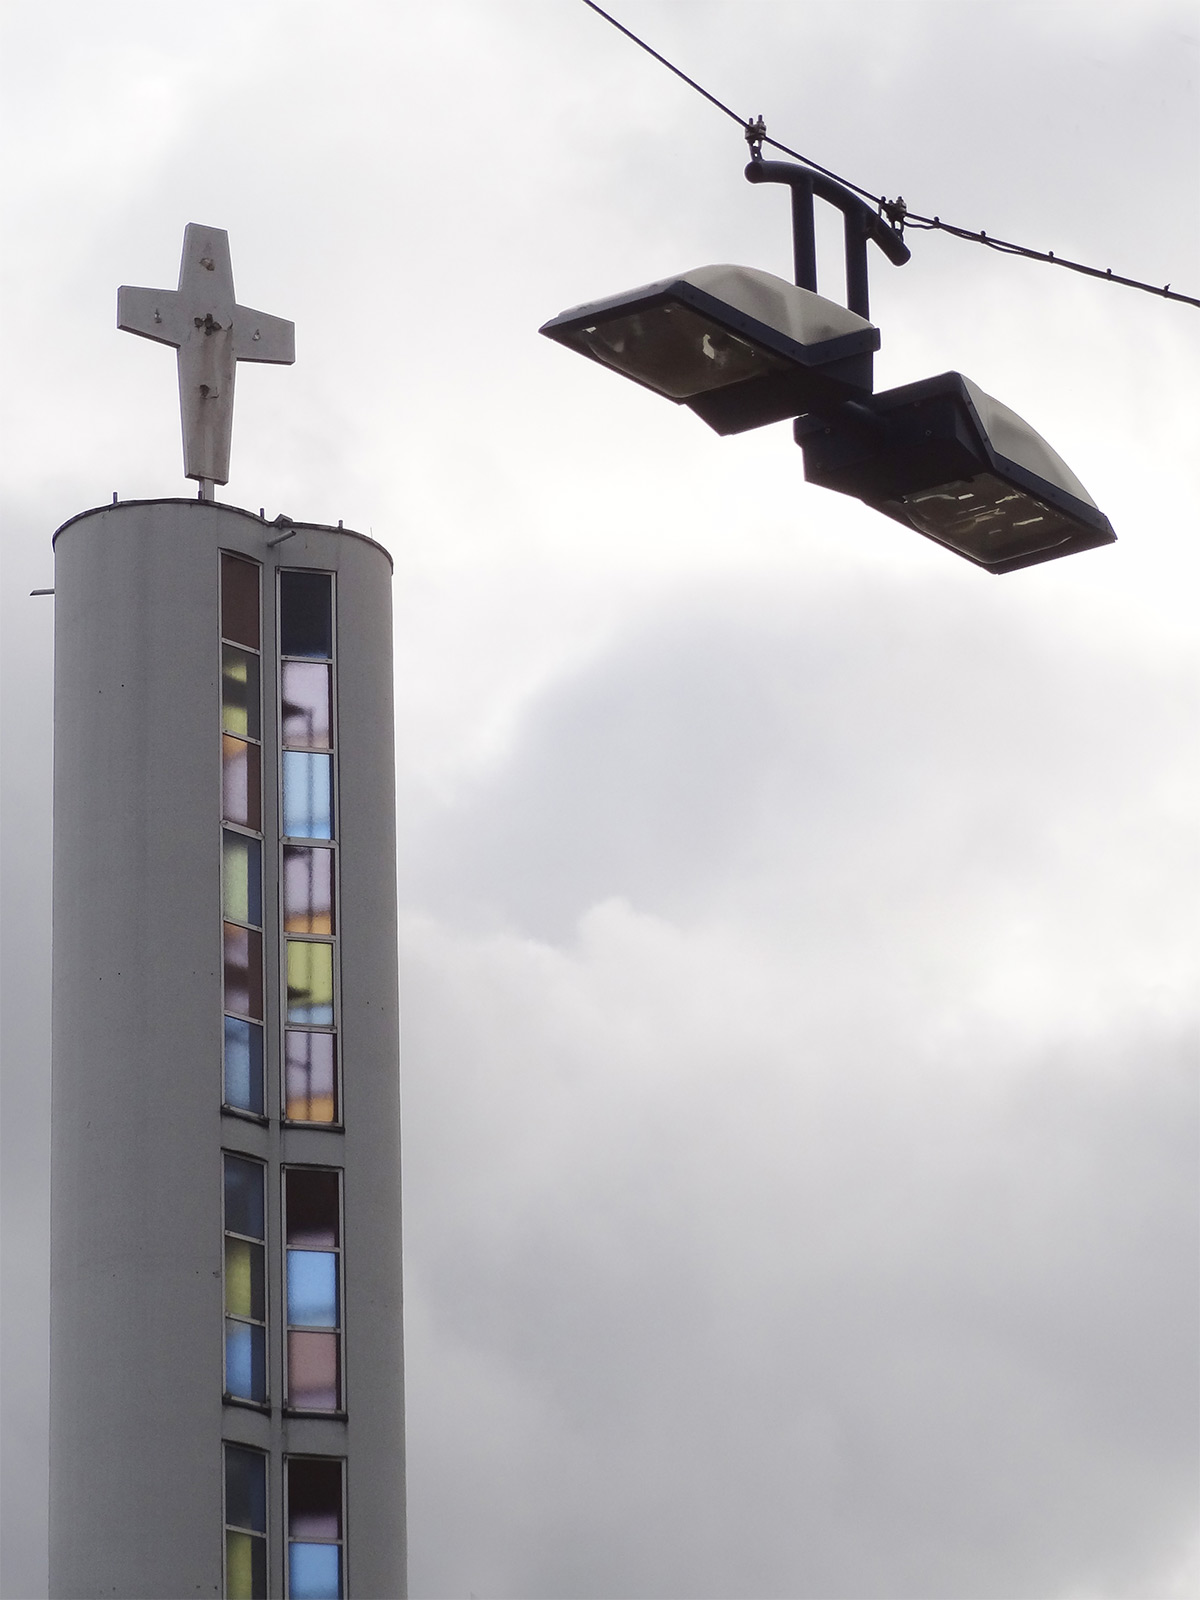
[283,846,334,935]
[284,1032,337,1123]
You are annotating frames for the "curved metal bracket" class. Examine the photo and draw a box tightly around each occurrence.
[745,159,910,320]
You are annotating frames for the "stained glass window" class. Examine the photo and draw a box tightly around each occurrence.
[224,1443,267,1599]
[286,1457,343,1599]
[224,1155,266,1404]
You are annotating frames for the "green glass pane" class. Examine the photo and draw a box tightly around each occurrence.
[226,1529,266,1599]
[225,1236,265,1320]
[223,832,262,927]
[286,941,334,1026]
[222,645,260,740]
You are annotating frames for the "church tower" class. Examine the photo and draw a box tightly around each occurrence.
[49,226,405,1599]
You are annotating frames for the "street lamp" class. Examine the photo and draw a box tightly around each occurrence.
[539,264,879,434]
[794,372,1115,574]
[541,155,1115,573]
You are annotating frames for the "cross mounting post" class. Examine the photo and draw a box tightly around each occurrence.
[118,224,295,492]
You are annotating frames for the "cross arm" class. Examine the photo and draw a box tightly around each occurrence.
[117,285,188,348]
[233,307,295,364]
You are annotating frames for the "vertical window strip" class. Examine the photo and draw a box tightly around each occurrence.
[283,1168,342,1414]
[280,571,339,1126]
[286,1456,345,1600]
[223,1154,267,1405]
[221,554,265,1117]
[223,1443,268,1599]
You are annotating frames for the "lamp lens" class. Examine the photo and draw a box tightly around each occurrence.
[887,474,1076,563]
[571,302,788,399]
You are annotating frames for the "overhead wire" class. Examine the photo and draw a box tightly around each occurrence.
[580,0,1199,310]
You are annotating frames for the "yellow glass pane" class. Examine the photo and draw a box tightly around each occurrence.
[286,941,334,1026]
[225,1530,265,1600]
[223,832,262,927]
[225,1237,264,1320]
[222,646,260,739]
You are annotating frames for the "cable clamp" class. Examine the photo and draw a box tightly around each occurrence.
[744,114,766,160]
[881,195,907,233]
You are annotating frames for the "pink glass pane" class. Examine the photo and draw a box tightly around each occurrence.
[287,1331,339,1411]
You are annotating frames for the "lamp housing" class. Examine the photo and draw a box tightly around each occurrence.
[794,372,1116,573]
[540,265,880,435]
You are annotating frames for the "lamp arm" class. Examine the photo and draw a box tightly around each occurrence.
[745,159,910,319]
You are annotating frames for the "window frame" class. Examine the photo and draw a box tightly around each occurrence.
[281,1164,345,1417]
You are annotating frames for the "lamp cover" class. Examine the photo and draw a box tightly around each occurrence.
[540,265,880,435]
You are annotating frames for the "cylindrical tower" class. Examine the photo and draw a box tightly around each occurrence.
[50,498,405,1599]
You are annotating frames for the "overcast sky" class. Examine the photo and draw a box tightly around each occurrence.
[2,3,1197,1597]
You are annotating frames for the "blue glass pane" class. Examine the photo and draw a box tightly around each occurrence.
[289,1543,340,1600]
[224,1017,264,1115]
[288,1251,338,1327]
[283,752,333,840]
[225,1320,266,1402]
[224,1155,264,1240]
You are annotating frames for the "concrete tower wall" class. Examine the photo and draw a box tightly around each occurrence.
[50,500,404,1599]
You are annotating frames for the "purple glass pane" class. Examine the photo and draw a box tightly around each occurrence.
[224,923,263,1020]
[222,737,261,831]
[282,662,331,751]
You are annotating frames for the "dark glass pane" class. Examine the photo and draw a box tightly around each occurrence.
[285,1032,337,1123]
[226,1237,266,1321]
[225,1530,267,1600]
[221,553,260,650]
[288,1459,343,1539]
[225,1443,267,1534]
[283,845,334,935]
[224,1154,264,1240]
[280,571,332,660]
[286,1169,340,1248]
[224,923,263,1021]
[288,1543,340,1600]
[286,940,333,1026]
[224,1017,264,1115]
[223,831,262,927]
[287,1332,340,1411]
[225,1319,267,1402]
[222,736,261,831]
[282,752,332,840]
[282,661,332,751]
[222,646,261,740]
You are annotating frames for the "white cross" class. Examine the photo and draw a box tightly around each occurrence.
[118,223,295,497]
